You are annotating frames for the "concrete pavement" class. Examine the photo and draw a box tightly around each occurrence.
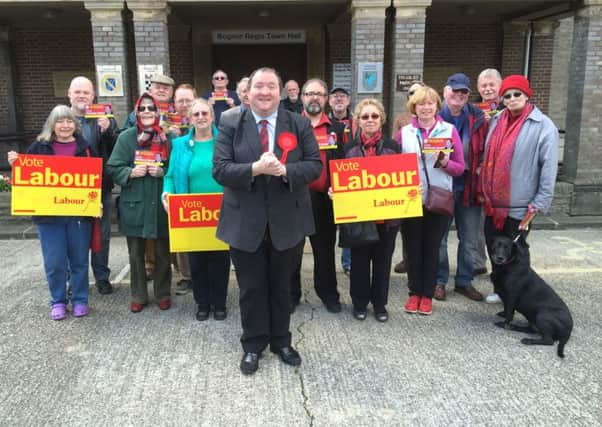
[1,229,601,426]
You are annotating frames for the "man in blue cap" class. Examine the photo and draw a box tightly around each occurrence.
[434,73,489,302]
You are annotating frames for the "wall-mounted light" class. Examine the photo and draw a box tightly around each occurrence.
[258,10,270,18]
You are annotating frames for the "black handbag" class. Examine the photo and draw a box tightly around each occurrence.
[419,138,455,217]
[338,221,380,248]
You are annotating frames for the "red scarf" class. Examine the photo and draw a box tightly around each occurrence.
[481,103,534,230]
[360,130,382,156]
[135,93,169,162]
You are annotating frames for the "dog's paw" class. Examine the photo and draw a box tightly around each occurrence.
[496,311,505,318]
[494,321,507,329]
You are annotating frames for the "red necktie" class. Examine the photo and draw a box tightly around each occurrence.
[259,120,269,152]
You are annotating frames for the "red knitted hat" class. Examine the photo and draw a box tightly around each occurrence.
[499,75,532,98]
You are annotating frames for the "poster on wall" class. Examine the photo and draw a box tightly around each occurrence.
[137,64,163,95]
[332,64,352,93]
[97,65,124,97]
[357,62,383,94]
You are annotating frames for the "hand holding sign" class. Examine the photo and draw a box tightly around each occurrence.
[277,132,298,164]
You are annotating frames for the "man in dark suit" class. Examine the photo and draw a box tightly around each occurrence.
[213,67,322,375]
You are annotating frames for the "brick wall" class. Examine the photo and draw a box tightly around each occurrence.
[424,22,503,93]
[528,30,554,115]
[169,28,193,87]
[501,23,526,78]
[14,29,94,137]
[351,17,386,104]
[0,63,9,132]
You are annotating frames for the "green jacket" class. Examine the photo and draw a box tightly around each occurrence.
[106,126,169,238]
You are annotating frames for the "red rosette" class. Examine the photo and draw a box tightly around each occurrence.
[277,132,298,164]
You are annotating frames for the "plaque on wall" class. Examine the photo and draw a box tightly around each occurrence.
[396,74,422,92]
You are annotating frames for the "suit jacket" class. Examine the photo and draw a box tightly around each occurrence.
[213,108,322,252]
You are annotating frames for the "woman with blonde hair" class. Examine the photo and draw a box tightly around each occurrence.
[397,86,465,315]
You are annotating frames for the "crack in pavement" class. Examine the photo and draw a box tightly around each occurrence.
[294,290,316,427]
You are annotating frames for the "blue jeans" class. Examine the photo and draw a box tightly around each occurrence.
[341,247,351,271]
[91,191,112,282]
[437,192,482,288]
[38,217,91,306]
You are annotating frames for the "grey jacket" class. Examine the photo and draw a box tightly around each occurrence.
[484,106,559,220]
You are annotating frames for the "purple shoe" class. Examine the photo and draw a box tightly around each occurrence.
[50,303,67,321]
[72,304,89,318]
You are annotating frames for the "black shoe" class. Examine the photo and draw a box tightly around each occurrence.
[270,346,301,367]
[353,308,367,321]
[213,308,227,321]
[96,280,113,295]
[374,309,388,322]
[325,300,342,313]
[240,352,260,375]
[196,306,210,321]
[394,260,407,274]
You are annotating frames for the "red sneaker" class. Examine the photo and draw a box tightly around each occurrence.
[158,299,171,310]
[418,297,432,315]
[130,302,145,313]
[404,295,421,313]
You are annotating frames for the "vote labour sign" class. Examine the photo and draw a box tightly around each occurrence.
[167,193,228,252]
[329,154,423,224]
[11,154,102,217]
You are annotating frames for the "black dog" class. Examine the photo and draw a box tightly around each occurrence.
[490,235,573,358]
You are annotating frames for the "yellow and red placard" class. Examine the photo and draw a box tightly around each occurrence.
[11,154,102,216]
[329,154,423,224]
[211,91,227,101]
[164,112,189,128]
[84,103,114,119]
[168,193,228,252]
[422,137,454,154]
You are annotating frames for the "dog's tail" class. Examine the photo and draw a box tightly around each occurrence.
[557,335,570,358]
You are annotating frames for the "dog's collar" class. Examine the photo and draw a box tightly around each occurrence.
[496,254,517,267]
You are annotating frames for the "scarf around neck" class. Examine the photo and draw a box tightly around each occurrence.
[135,93,169,162]
[360,130,382,156]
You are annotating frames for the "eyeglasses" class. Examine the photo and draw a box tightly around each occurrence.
[503,91,523,100]
[192,111,210,117]
[176,99,193,105]
[213,76,227,80]
[360,113,380,121]
[331,94,348,99]
[303,92,326,98]
[452,89,470,95]
[137,105,157,112]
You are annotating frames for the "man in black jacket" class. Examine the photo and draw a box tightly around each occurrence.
[68,76,118,295]
[290,78,346,313]
[279,80,303,114]
[213,67,321,375]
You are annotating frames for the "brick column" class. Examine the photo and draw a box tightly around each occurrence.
[0,26,17,135]
[128,0,171,83]
[84,1,131,126]
[564,0,602,215]
[389,0,431,130]
[528,21,555,113]
[350,0,389,105]
[501,21,529,77]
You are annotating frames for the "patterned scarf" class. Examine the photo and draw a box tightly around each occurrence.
[481,103,534,230]
[135,93,169,162]
[360,130,382,156]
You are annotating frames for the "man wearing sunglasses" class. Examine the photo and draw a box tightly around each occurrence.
[435,73,489,303]
[289,79,346,314]
[202,69,240,125]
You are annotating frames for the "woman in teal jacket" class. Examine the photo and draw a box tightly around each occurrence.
[163,98,230,321]
[107,93,172,313]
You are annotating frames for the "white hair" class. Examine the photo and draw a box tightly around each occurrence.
[478,69,502,84]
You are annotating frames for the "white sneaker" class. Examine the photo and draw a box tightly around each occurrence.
[486,292,502,304]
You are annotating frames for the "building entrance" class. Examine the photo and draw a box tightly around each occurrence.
[212,44,307,87]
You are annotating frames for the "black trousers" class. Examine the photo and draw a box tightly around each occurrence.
[484,215,531,272]
[350,224,398,310]
[402,210,449,298]
[188,250,230,310]
[126,236,171,304]
[291,191,339,305]
[230,238,304,353]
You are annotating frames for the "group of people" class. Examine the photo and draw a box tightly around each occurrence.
[7,64,559,376]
